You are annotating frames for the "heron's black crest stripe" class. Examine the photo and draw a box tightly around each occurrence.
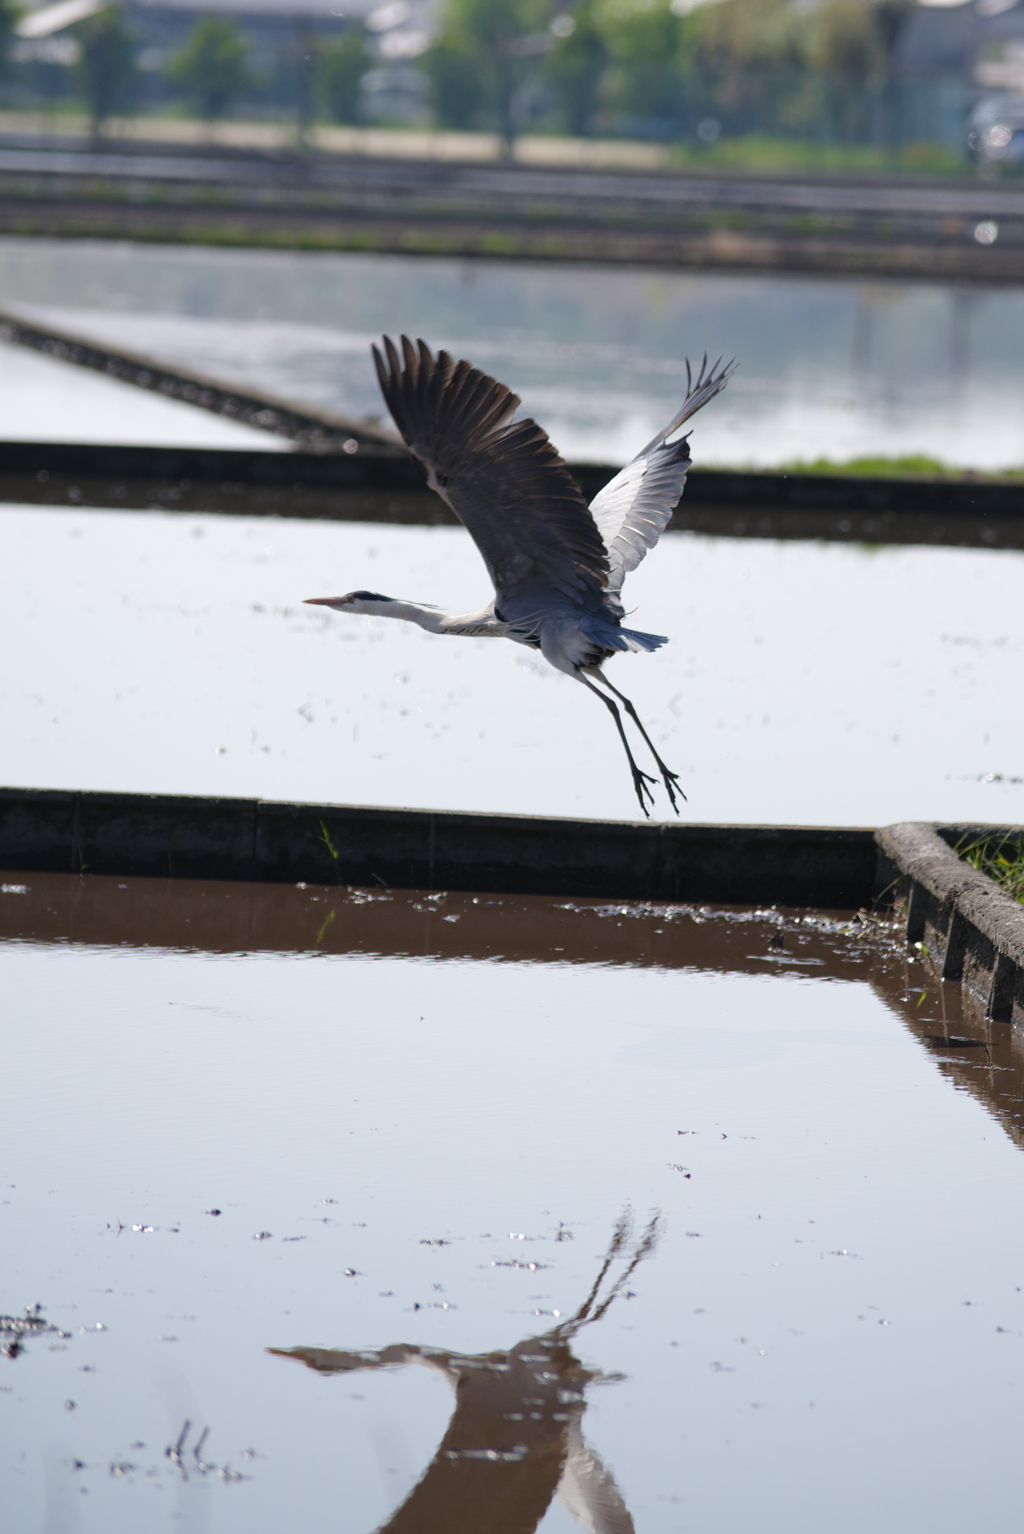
[372,334,609,609]
[350,590,389,601]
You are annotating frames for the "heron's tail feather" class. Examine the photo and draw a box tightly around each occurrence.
[612,626,668,653]
[579,615,667,653]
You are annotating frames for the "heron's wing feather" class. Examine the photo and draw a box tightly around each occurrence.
[589,357,733,592]
[374,336,608,607]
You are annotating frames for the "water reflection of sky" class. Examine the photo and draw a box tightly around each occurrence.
[3,504,1023,827]
[2,238,1024,468]
[5,884,1024,1533]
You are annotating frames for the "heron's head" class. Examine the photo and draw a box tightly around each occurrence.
[304,590,394,614]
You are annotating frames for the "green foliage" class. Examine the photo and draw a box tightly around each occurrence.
[0,0,17,81]
[544,0,925,150]
[75,5,137,136]
[316,27,370,125]
[783,454,948,478]
[426,0,549,145]
[686,0,915,142]
[671,133,962,176]
[544,2,608,136]
[426,35,486,130]
[685,0,805,130]
[959,838,1024,906]
[780,455,1024,480]
[596,0,688,124]
[167,16,251,122]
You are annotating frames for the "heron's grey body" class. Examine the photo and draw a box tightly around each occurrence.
[306,336,732,815]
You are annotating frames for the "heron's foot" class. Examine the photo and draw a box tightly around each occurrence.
[657,764,686,814]
[630,765,659,818]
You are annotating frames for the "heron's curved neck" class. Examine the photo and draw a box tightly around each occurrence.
[366,600,501,638]
[368,600,448,633]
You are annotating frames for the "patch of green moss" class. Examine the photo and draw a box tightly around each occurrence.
[780,455,1024,482]
[670,135,966,179]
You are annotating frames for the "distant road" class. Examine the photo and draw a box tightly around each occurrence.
[2,138,1023,218]
[1,135,1022,282]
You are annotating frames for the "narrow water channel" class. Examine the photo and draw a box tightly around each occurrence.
[2,237,1024,468]
[3,873,1024,1533]
[4,503,1024,827]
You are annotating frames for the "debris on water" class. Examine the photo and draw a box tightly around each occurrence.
[253,1231,273,1241]
[0,1303,72,1357]
[205,1208,222,1216]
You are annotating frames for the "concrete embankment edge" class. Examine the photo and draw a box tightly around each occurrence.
[5,792,1021,1022]
[0,786,878,908]
[875,821,1024,1027]
[3,442,1023,550]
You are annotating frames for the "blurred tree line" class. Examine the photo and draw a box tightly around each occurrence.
[428,0,915,149]
[0,0,923,155]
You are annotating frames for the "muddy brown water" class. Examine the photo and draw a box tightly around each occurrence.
[4,872,1024,1532]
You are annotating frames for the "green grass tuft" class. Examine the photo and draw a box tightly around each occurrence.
[958,837,1024,905]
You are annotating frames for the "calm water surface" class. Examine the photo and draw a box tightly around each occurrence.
[3,874,1024,1533]
[1,237,1023,468]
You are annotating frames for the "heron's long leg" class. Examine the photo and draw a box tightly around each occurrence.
[586,667,685,813]
[576,672,657,818]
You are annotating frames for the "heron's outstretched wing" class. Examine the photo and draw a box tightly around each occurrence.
[588,357,734,594]
[373,336,609,609]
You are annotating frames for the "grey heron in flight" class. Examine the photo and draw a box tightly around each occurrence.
[305,336,732,816]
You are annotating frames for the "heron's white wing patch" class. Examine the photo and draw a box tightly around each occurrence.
[589,451,688,593]
[589,357,734,593]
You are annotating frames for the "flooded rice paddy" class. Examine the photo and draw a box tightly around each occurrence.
[5,874,1024,1533]
[2,238,1024,469]
[3,502,1024,828]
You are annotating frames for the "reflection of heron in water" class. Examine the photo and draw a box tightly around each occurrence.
[270,1211,660,1534]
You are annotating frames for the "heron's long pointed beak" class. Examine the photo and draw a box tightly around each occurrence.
[304,596,344,607]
